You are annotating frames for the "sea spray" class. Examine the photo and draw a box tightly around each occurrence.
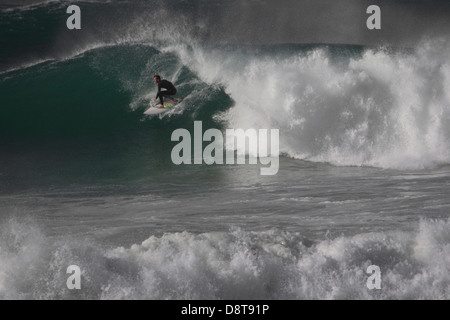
[170,40,450,170]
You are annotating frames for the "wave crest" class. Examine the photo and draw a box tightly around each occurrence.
[172,40,450,169]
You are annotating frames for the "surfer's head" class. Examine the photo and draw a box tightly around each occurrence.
[153,75,161,83]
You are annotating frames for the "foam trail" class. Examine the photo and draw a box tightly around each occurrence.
[170,39,450,170]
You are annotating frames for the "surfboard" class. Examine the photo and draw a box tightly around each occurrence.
[144,98,183,116]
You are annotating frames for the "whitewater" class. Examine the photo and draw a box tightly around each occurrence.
[0,0,449,300]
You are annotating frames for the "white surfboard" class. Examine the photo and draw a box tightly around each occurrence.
[144,98,183,115]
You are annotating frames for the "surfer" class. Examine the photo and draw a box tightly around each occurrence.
[153,75,177,108]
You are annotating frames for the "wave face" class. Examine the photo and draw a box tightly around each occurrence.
[0,43,233,191]
[3,42,450,170]
[2,1,450,173]
[1,217,449,299]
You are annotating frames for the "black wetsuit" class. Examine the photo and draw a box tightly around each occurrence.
[155,80,177,106]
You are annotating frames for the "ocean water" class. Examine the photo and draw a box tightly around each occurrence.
[1,0,449,300]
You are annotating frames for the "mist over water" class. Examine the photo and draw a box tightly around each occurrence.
[2,0,450,72]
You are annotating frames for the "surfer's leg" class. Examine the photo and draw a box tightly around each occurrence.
[168,88,177,101]
[159,90,168,105]
[161,89,176,102]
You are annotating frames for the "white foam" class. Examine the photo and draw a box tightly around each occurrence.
[169,39,450,170]
[1,218,449,299]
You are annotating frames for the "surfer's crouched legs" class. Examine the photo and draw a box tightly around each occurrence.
[159,88,177,106]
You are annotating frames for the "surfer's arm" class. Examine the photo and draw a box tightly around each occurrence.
[155,83,162,99]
